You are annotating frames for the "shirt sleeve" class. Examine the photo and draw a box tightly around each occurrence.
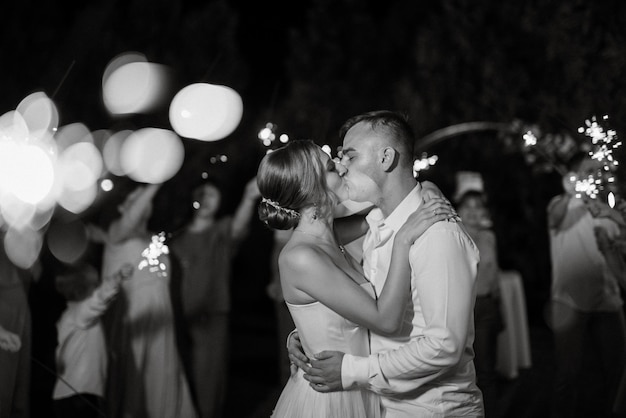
[342,224,478,394]
[75,280,120,328]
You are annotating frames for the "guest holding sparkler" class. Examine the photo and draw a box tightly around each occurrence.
[169,176,260,418]
[547,151,626,418]
[101,183,197,418]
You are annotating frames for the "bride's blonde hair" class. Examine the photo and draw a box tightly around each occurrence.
[257,140,336,230]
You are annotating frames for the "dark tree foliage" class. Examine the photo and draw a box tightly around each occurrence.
[269,0,626,318]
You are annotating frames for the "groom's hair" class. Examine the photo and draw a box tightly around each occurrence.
[339,110,415,168]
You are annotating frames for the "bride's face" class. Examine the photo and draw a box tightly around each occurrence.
[318,149,348,203]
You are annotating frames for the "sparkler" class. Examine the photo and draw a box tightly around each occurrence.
[138,232,169,277]
[575,115,622,200]
[520,127,569,176]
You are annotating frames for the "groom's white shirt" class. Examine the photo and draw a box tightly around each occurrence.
[341,183,485,417]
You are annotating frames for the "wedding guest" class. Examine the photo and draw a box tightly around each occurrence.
[0,232,32,418]
[52,263,132,418]
[455,181,504,417]
[547,151,626,418]
[102,183,197,418]
[169,176,260,418]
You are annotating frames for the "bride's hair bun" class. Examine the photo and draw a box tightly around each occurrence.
[258,197,300,230]
[256,139,335,230]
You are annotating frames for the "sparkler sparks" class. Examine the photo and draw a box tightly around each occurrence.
[578,115,621,174]
[575,115,622,200]
[138,232,169,277]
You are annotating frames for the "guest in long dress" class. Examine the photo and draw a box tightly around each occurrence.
[169,176,260,418]
[102,183,197,418]
[0,234,32,418]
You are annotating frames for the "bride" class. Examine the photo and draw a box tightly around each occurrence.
[256,140,454,417]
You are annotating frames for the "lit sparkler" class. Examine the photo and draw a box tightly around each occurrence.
[576,115,622,200]
[138,232,169,277]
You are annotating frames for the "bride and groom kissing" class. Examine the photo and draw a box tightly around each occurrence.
[257,110,484,418]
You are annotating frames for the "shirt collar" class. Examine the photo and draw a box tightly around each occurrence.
[365,183,423,232]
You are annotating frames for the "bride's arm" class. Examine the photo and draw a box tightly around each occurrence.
[283,198,453,335]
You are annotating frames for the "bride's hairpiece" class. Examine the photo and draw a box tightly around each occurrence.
[261,197,300,218]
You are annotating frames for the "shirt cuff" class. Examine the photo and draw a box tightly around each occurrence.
[341,354,370,390]
[285,328,297,350]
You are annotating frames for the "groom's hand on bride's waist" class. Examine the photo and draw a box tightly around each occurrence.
[304,350,345,393]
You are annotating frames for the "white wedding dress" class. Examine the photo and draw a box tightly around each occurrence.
[271,282,381,418]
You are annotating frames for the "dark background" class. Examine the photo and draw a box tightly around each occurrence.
[3,0,626,416]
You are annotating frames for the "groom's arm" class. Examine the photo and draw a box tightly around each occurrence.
[311,225,478,394]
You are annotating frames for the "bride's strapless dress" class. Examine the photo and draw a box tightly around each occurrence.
[271,282,381,418]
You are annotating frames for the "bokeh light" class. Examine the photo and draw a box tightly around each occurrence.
[100,178,114,192]
[57,142,104,192]
[169,83,243,141]
[0,139,55,204]
[16,91,59,135]
[103,59,170,115]
[103,129,133,177]
[120,128,184,184]
[47,218,89,264]
[55,123,93,153]
[4,226,43,269]
[57,183,98,214]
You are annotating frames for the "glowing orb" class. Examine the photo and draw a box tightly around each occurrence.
[0,195,37,230]
[103,61,170,115]
[0,140,55,204]
[16,91,59,134]
[58,183,98,214]
[4,227,43,269]
[103,130,133,176]
[57,142,103,192]
[0,111,29,141]
[47,219,88,264]
[100,178,114,192]
[120,128,184,184]
[169,83,243,141]
[55,123,93,153]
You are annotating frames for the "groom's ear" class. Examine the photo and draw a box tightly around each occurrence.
[380,147,398,172]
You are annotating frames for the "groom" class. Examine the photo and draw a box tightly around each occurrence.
[288,110,484,417]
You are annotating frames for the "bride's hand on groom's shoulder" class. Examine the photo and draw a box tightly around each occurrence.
[397,198,458,245]
[421,181,449,203]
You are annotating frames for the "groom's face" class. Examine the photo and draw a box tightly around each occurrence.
[340,121,383,203]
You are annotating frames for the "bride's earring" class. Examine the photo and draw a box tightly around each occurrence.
[312,203,319,220]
